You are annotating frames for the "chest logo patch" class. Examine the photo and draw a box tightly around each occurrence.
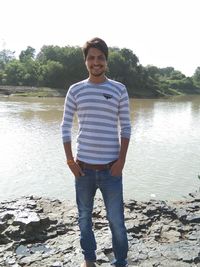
[103,93,112,100]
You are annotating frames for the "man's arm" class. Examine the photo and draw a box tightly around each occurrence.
[61,89,84,178]
[63,141,74,161]
[63,142,84,177]
[111,86,131,176]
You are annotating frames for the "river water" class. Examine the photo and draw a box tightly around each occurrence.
[0,95,200,202]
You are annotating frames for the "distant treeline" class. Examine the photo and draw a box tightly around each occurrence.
[0,45,200,97]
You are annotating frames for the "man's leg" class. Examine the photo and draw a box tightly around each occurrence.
[100,170,128,267]
[75,170,97,262]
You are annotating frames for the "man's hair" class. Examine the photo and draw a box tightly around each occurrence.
[82,37,108,61]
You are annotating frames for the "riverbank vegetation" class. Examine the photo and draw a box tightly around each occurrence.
[0,46,200,98]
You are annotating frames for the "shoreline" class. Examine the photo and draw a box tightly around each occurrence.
[1,85,195,99]
[0,191,200,267]
[0,85,67,98]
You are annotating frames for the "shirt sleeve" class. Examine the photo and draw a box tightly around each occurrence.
[119,86,131,139]
[61,88,77,143]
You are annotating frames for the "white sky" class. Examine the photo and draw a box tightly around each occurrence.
[0,0,199,76]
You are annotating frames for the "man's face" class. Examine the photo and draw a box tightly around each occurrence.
[85,47,107,78]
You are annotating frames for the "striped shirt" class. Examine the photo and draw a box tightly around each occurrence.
[61,78,131,164]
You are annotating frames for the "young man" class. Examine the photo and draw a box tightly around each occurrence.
[61,38,131,267]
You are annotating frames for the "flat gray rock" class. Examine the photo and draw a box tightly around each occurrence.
[0,191,200,266]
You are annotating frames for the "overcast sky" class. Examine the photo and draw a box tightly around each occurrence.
[0,0,199,76]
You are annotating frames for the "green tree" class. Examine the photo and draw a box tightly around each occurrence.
[37,45,87,88]
[22,59,41,86]
[41,60,65,88]
[4,60,26,85]
[1,44,200,97]
[107,48,140,87]
[0,49,15,70]
[107,48,126,82]
[36,45,64,64]
[193,67,200,86]
[145,65,160,80]
[19,46,35,62]
[60,46,87,87]
[107,48,161,97]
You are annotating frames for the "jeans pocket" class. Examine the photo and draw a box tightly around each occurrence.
[74,175,83,182]
[109,170,122,179]
[75,171,88,181]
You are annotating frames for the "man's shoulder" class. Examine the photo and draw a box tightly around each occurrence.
[107,79,127,94]
[107,78,126,88]
[69,79,87,90]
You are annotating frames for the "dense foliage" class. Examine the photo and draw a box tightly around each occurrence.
[0,45,200,97]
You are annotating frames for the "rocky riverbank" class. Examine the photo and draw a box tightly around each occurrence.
[0,191,200,267]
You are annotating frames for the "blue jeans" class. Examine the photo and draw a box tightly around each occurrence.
[75,168,128,267]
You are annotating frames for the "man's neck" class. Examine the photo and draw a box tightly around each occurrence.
[88,75,107,84]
